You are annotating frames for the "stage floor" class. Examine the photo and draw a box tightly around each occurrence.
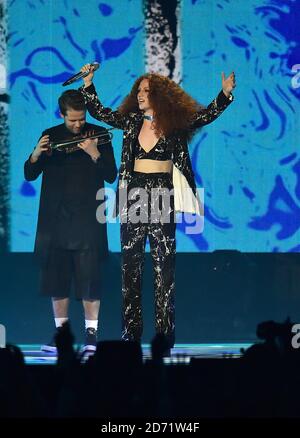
[19,343,253,365]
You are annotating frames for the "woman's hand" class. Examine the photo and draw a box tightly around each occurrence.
[81,63,98,88]
[222,71,236,97]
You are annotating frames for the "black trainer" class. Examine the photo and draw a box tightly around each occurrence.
[82,327,97,354]
[41,339,57,354]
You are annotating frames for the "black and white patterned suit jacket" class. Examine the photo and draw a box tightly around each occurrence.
[80,83,233,215]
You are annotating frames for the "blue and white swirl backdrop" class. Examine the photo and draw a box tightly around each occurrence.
[8,0,300,252]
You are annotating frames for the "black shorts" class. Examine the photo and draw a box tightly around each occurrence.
[40,248,103,300]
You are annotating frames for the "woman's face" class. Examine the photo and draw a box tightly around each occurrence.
[137,79,152,112]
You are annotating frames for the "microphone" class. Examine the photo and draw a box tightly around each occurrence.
[62,62,100,86]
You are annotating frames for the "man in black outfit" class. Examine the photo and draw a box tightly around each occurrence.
[24,90,117,355]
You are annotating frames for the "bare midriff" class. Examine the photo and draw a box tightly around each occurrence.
[134,159,172,174]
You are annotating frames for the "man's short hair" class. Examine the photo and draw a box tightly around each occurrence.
[58,89,86,115]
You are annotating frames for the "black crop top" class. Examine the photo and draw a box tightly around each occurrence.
[134,137,173,161]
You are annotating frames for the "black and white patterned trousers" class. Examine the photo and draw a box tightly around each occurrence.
[120,172,176,348]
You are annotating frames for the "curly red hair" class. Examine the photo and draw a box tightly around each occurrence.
[118,73,203,137]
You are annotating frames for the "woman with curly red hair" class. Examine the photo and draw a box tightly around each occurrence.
[79,65,235,355]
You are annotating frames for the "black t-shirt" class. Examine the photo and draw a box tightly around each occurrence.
[43,123,110,250]
[24,121,117,257]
